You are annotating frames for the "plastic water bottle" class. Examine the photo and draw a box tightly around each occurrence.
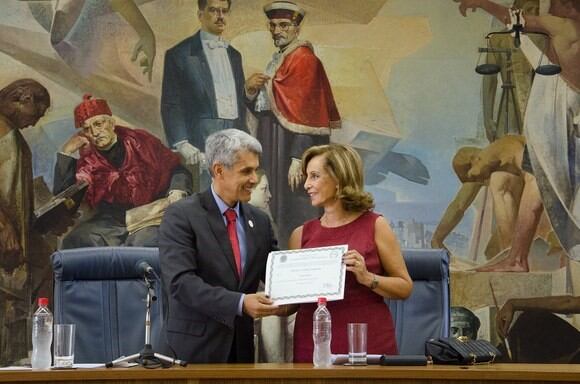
[31,297,53,370]
[313,297,332,367]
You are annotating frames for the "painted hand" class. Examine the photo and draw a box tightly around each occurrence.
[288,158,303,191]
[0,216,22,272]
[176,142,203,166]
[455,0,482,17]
[496,300,515,339]
[245,73,270,96]
[131,35,156,82]
[61,134,89,155]
[167,190,187,204]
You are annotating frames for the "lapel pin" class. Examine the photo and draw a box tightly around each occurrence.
[248,220,254,228]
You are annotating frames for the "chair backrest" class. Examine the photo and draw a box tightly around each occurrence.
[386,248,450,355]
[51,247,163,363]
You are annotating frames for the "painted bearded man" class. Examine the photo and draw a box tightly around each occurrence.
[245,1,341,247]
[53,94,191,248]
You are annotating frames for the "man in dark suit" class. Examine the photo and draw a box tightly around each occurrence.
[159,129,282,363]
[161,0,248,190]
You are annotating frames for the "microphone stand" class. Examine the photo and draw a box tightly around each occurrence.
[106,274,187,368]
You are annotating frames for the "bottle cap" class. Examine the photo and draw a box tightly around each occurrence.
[38,297,49,307]
[317,297,327,305]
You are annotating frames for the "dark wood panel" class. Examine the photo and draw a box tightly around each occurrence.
[0,381,576,384]
[0,363,579,383]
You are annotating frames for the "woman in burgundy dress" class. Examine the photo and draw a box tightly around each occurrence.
[288,144,413,363]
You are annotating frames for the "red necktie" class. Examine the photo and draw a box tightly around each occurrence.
[224,208,242,278]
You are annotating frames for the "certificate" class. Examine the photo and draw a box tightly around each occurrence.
[264,245,347,305]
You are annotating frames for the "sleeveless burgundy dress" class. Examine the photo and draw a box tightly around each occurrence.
[293,211,398,362]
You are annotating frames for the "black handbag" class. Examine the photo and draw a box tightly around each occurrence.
[425,337,501,364]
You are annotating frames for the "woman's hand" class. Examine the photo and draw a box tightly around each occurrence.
[343,250,372,287]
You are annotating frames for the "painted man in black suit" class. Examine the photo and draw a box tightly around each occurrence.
[158,129,283,363]
[161,0,248,190]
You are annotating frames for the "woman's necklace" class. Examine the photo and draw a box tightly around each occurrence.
[321,212,358,227]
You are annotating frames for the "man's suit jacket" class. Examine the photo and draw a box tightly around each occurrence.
[158,189,278,363]
[161,31,247,150]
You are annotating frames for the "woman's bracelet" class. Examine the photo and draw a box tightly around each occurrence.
[369,273,379,290]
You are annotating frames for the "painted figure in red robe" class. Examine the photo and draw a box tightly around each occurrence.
[246,1,341,248]
[53,94,191,248]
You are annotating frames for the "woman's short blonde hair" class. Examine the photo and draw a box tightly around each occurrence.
[302,144,374,212]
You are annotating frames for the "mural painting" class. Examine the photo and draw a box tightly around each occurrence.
[0,0,578,365]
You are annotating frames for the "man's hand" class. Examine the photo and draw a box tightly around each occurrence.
[455,0,482,17]
[242,292,279,319]
[496,300,515,339]
[176,142,203,166]
[61,134,90,155]
[245,73,270,96]
[288,158,303,192]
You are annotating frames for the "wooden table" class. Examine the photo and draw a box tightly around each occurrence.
[1,363,579,384]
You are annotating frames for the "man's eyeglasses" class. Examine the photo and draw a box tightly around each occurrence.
[268,21,295,32]
[206,7,229,16]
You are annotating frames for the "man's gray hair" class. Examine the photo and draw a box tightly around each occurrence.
[205,129,262,174]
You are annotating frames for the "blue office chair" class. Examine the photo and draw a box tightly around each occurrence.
[386,248,450,355]
[51,247,163,363]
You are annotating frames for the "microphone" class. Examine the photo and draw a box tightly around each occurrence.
[135,260,156,279]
